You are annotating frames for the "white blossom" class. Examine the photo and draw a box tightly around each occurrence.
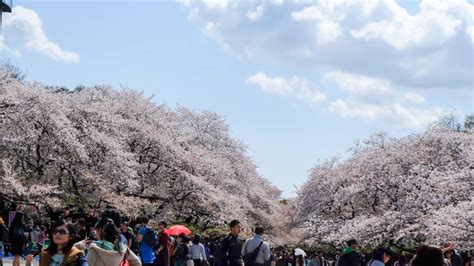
[297,128,474,249]
[0,67,281,229]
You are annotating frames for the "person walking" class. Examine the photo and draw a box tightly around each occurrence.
[337,239,362,266]
[25,220,88,266]
[443,244,463,266]
[137,217,156,266]
[155,221,171,266]
[308,251,328,266]
[9,211,27,266]
[242,227,270,266]
[190,235,207,266]
[120,221,134,250]
[175,236,191,266]
[75,217,141,266]
[217,220,244,266]
[410,245,446,266]
[367,248,392,266]
[0,217,8,266]
[393,254,408,266]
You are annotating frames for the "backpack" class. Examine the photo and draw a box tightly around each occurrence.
[337,255,348,266]
[338,252,361,266]
[145,227,158,247]
[11,226,26,245]
[243,241,263,266]
[129,232,138,251]
[175,243,190,260]
[214,240,224,265]
[0,224,9,243]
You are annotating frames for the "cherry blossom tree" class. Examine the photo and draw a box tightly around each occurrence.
[0,67,282,230]
[297,129,474,250]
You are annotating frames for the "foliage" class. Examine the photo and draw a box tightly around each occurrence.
[0,67,282,230]
[297,129,474,250]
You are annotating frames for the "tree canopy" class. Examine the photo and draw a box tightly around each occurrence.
[297,129,473,249]
[0,67,282,230]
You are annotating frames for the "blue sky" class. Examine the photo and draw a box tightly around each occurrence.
[1,0,473,198]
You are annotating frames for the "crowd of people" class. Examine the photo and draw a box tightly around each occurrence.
[0,210,473,266]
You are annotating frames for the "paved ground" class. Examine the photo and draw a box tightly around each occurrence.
[1,257,15,266]
[1,257,39,266]
[1,257,13,266]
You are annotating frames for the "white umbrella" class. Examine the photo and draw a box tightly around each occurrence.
[294,248,306,257]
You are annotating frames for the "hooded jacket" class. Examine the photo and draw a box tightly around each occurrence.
[76,240,141,266]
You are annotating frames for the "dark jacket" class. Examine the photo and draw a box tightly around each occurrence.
[9,225,26,246]
[0,223,9,242]
[450,252,463,266]
[217,234,243,266]
[338,247,362,266]
[39,246,88,266]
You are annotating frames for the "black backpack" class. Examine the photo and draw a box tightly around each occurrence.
[129,232,138,251]
[243,241,263,266]
[337,255,348,266]
[338,252,361,266]
[145,227,158,247]
[0,224,9,243]
[175,243,190,260]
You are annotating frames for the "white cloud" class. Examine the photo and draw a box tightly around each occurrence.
[247,5,264,21]
[0,36,21,58]
[2,6,80,63]
[324,71,392,97]
[329,99,380,121]
[328,98,445,128]
[247,72,293,95]
[271,0,284,6]
[292,6,325,21]
[181,0,474,90]
[292,4,344,45]
[202,0,229,9]
[403,92,426,104]
[467,25,474,43]
[203,21,220,37]
[247,72,326,105]
[351,5,463,49]
[325,71,446,128]
[181,0,471,128]
[248,70,442,128]
[316,20,342,46]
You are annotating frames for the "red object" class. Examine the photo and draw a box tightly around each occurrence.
[164,225,191,236]
[120,250,130,266]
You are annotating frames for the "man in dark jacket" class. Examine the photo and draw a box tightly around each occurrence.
[217,220,244,266]
[338,239,362,266]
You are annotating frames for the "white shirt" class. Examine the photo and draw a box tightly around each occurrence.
[190,243,207,261]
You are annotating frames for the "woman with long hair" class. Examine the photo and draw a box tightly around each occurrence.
[75,217,141,266]
[25,219,88,266]
[296,255,305,266]
[9,211,26,266]
[410,245,445,266]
